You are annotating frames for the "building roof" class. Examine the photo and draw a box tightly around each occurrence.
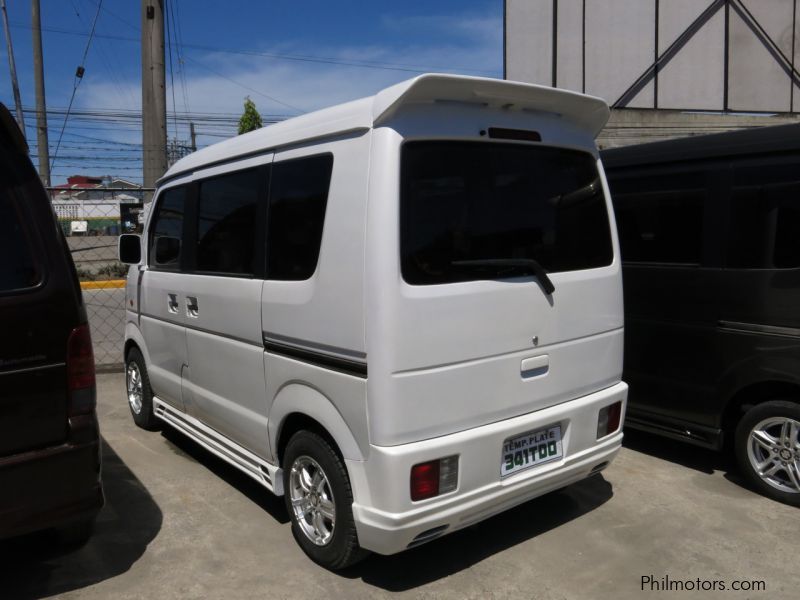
[162,73,610,184]
[53,175,104,190]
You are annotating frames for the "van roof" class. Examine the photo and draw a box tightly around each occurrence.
[160,73,609,184]
[601,122,800,170]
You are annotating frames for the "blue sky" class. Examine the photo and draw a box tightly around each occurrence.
[0,0,503,184]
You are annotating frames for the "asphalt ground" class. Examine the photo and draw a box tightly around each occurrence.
[2,373,797,600]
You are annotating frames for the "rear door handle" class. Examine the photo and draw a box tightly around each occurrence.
[521,355,549,379]
[167,293,179,314]
[186,296,199,318]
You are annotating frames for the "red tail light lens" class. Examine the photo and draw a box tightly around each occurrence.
[410,456,459,501]
[410,461,440,501]
[597,401,622,439]
[67,323,96,415]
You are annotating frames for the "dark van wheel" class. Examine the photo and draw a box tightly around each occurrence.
[125,348,160,431]
[282,430,368,570]
[735,400,800,507]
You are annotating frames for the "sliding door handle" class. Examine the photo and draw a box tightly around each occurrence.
[186,296,199,318]
[167,293,179,314]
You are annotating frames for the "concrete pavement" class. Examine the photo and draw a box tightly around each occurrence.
[2,373,797,599]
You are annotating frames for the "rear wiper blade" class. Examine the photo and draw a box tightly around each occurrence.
[451,258,555,295]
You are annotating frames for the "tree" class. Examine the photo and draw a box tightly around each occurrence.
[238,96,262,134]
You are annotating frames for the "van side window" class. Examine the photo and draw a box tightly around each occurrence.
[727,160,800,269]
[611,172,705,265]
[197,169,260,276]
[148,187,185,270]
[0,192,39,292]
[267,154,333,280]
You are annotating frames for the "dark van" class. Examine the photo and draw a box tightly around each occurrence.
[0,104,103,542]
[602,123,800,506]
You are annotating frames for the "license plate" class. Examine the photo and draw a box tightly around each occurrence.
[501,425,563,477]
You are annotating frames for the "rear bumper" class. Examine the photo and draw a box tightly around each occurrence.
[348,381,627,555]
[0,428,104,540]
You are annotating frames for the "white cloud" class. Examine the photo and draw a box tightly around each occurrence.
[62,11,502,181]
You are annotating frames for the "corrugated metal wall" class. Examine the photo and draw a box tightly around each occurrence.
[505,0,800,113]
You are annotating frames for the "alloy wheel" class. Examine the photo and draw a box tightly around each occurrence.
[289,455,336,546]
[747,417,800,494]
[126,362,143,415]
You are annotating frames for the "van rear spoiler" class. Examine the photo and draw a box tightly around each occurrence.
[160,74,610,186]
[372,74,610,138]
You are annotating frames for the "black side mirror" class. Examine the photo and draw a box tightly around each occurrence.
[154,236,181,265]
[118,234,142,264]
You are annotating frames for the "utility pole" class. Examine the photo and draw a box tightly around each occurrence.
[189,122,196,152]
[31,0,50,186]
[141,0,167,197]
[0,0,26,137]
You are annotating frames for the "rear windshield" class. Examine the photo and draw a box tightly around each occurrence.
[400,141,612,285]
[0,191,39,292]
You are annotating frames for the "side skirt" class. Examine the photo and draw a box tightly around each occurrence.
[153,397,284,496]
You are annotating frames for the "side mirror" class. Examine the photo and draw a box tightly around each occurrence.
[118,234,141,265]
[154,236,181,266]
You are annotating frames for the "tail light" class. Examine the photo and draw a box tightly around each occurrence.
[597,401,622,439]
[67,323,96,416]
[410,456,459,501]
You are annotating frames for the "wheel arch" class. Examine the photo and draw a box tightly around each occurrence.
[722,380,800,443]
[123,322,151,365]
[269,383,365,466]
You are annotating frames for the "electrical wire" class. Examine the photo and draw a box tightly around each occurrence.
[9,21,498,76]
[50,0,104,172]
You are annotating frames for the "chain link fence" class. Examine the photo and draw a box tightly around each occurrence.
[49,184,152,371]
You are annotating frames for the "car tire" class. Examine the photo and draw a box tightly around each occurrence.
[125,347,160,431]
[734,400,800,507]
[56,517,95,548]
[282,430,368,570]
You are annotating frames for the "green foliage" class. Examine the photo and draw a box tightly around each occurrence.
[238,96,263,134]
[96,262,130,278]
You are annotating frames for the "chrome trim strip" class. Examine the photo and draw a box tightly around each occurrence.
[263,337,368,379]
[0,362,65,376]
[153,397,283,495]
[262,331,366,361]
[718,320,800,339]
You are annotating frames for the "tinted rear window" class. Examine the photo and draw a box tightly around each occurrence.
[197,169,260,276]
[610,171,706,266]
[727,160,800,269]
[400,141,612,285]
[0,192,39,292]
[267,154,332,280]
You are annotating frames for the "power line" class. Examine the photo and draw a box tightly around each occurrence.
[171,0,191,115]
[51,0,104,172]
[9,21,498,76]
[165,0,179,138]
[182,54,303,114]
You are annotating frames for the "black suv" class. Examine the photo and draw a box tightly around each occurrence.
[0,104,103,542]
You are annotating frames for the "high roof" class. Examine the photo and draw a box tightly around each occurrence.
[161,73,609,184]
[601,122,800,169]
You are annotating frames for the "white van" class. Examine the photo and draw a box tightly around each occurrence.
[119,74,628,569]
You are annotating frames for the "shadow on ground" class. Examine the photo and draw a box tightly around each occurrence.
[159,425,613,590]
[0,439,162,600]
[160,427,289,524]
[621,428,732,475]
[343,474,613,591]
[621,428,752,493]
